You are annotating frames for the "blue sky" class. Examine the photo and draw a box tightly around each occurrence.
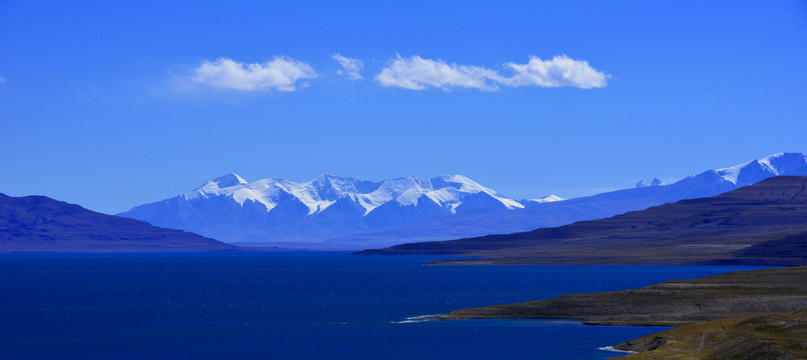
[1,1,806,214]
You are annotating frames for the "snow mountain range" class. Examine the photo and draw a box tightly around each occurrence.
[119,152,807,248]
[119,174,540,244]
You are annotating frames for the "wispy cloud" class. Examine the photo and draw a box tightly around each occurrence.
[332,54,364,80]
[0,75,6,84]
[375,55,609,91]
[191,57,317,91]
[375,55,501,91]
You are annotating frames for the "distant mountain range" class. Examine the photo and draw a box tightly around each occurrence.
[118,174,534,245]
[0,193,236,252]
[119,152,807,248]
[360,176,807,266]
[328,152,807,246]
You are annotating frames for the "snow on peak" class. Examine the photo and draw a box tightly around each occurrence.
[438,174,476,184]
[427,175,524,211]
[311,173,355,193]
[635,178,664,188]
[528,195,566,203]
[213,173,248,187]
[191,173,249,194]
[313,173,350,184]
[759,152,807,175]
[183,174,278,211]
[396,188,430,206]
[708,152,807,185]
[432,175,485,191]
[715,160,757,184]
[181,173,525,216]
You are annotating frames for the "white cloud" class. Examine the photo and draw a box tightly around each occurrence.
[375,55,609,91]
[192,57,317,91]
[332,54,364,80]
[0,75,6,84]
[503,55,609,89]
[375,55,502,91]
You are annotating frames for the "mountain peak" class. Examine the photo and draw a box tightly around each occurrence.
[636,178,664,188]
[707,153,806,186]
[439,174,472,182]
[761,152,806,162]
[436,174,478,186]
[315,173,338,180]
[312,173,359,184]
[759,152,807,176]
[431,175,486,192]
[528,195,566,203]
[211,173,248,188]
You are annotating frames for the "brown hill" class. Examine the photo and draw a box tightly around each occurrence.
[358,176,807,265]
[0,193,238,252]
[438,266,807,359]
[613,311,807,359]
[438,266,807,326]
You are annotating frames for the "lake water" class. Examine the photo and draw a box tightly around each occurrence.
[0,252,765,359]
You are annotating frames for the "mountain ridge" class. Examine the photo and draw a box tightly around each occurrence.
[357,176,807,266]
[0,193,237,252]
[332,152,807,246]
[119,173,523,244]
[118,152,807,247]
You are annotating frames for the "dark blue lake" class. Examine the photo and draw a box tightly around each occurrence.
[0,252,765,359]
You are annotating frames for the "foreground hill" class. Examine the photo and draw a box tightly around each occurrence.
[438,266,807,359]
[0,194,237,252]
[439,266,807,325]
[614,311,807,359]
[360,176,807,266]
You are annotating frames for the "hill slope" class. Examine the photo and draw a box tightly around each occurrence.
[438,266,807,358]
[439,266,807,325]
[360,176,807,265]
[0,193,237,252]
[332,152,807,246]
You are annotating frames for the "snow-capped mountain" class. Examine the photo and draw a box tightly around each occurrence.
[711,152,807,186]
[636,178,665,188]
[638,153,807,190]
[119,174,523,244]
[120,152,807,248]
[329,152,807,246]
[189,173,523,216]
[526,195,566,204]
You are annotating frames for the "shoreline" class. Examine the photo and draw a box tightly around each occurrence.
[598,346,635,354]
[436,266,807,358]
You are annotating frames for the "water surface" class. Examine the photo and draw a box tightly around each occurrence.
[0,252,765,359]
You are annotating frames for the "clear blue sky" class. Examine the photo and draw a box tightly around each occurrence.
[2,1,806,214]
